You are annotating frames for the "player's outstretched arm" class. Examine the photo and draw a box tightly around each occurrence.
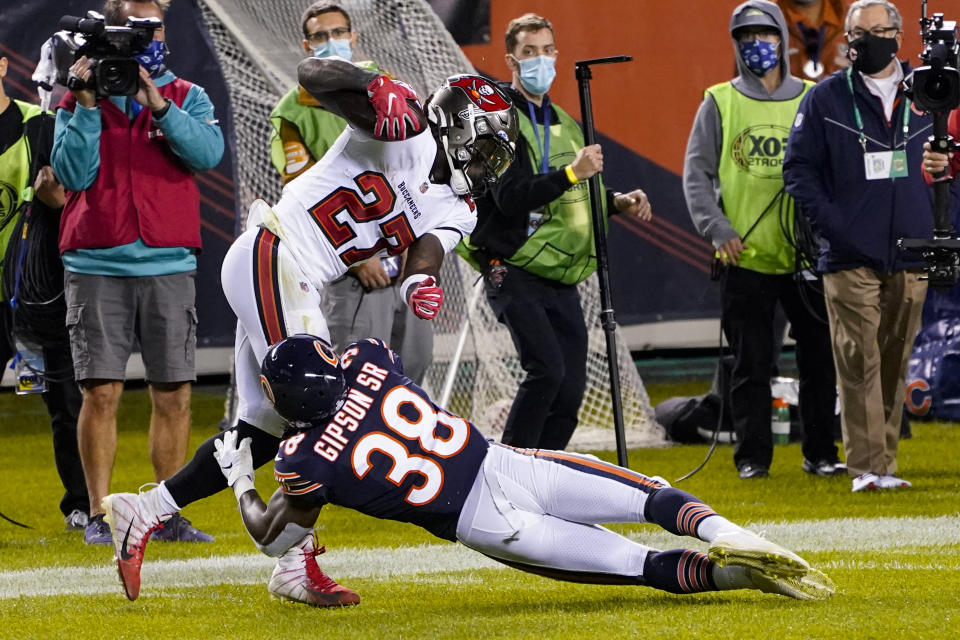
[297,57,426,140]
[214,430,321,554]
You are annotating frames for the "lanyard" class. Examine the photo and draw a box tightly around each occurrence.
[525,100,551,174]
[845,67,910,152]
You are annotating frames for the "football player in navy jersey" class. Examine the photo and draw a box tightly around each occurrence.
[101,60,518,607]
[209,334,835,604]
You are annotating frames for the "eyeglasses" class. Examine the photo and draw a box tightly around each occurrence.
[846,26,899,39]
[305,27,351,44]
[514,45,558,59]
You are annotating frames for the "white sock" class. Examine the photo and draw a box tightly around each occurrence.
[696,515,746,543]
[139,482,180,522]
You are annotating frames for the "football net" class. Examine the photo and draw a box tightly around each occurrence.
[199,0,664,450]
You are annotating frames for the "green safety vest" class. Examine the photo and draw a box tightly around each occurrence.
[460,103,606,284]
[706,81,812,274]
[269,61,382,177]
[0,100,43,302]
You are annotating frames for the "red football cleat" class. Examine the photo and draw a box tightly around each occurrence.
[268,534,360,607]
[101,493,167,601]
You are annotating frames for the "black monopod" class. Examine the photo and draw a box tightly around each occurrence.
[574,55,632,468]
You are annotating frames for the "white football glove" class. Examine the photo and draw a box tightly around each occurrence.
[213,429,254,489]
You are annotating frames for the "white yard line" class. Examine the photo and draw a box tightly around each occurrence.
[2,515,958,599]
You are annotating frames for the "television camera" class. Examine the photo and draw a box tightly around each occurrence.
[51,11,162,98]
[899,2,960,290]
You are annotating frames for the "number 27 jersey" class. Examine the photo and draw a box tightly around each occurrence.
[273,339,491,541]
[266,127,477,286]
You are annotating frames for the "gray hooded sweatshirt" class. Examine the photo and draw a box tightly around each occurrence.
[683,0,807,249]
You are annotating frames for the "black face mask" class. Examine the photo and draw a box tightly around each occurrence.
[848,32,899,75]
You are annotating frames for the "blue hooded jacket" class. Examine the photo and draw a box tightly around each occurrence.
[783,62,933,274]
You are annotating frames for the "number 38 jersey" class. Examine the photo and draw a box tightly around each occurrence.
[264,126,477,287]
[273,339,491,541]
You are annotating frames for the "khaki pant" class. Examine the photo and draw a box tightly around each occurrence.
[822,267,926,477]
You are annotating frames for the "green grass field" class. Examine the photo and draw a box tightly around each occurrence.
[1,384,958,640]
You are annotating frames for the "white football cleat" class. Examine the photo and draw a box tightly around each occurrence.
[709,530,809,578]
[268,534,359,608]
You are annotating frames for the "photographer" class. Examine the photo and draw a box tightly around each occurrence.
[783,0,932,493]
[51,0,223,544]
[0,56,89,531]
[463,13,651,451]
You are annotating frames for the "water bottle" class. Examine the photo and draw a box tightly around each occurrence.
[772,397,790,445]
[13,338,46,395]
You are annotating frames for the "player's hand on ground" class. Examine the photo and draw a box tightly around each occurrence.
[214,430,254,487]
[570,144,603,180]
[351,259,391,290]
[68,56,96,108]
[717,237,746,266]
[408,276,443,319]
[614,189,652,221]
[923,141,953,177]
[34,166,65,209]
[366,75,421,140]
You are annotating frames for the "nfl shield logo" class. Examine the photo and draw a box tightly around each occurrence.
[299,281,309,292]
[420,182,429,193]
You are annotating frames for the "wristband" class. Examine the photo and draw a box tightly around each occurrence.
[232,476,255,502]
[564,164,579,184]
[152,99,171,119]
[400,273,432,302]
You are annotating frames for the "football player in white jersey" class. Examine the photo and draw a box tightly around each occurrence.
[101,59,519,607]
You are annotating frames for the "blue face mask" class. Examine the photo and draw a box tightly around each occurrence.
[514,55,556,96]
[738,39,780,76]
[134,40,167,77]
[312,37,353,61]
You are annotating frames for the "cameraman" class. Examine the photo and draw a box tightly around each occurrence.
[783,0,932,493]
[51,0,223,544]
[921,108,960,179]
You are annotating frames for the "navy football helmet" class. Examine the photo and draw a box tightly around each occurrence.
[260,334,347,426]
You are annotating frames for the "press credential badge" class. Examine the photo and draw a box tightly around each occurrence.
[864,149,908,180]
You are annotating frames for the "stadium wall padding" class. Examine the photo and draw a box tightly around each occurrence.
[1,0,944,349]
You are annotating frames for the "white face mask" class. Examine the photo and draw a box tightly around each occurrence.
[512,55,556,95]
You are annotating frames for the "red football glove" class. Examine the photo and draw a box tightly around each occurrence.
[407,276,444,320]
[366,75,421,141]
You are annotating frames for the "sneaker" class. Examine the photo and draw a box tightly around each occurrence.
[852,472,881,492]
[150,514,214,542]
[102,493,170,601]
[708,530,809,578]
[802,459,846,477]
[269,534,360,607]
[738,463,769,479]
[84,514,112,545]
[878,474,911,489]
[746,567,836,600]
[65,509,89,531]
